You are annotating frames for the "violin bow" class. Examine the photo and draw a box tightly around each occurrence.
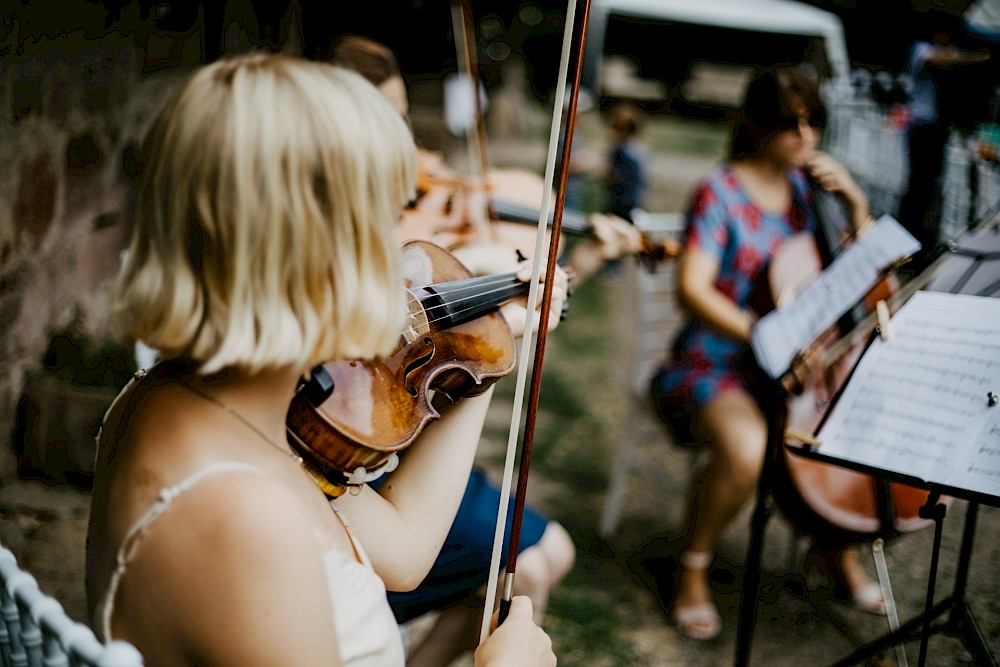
[479,0,593,639]
[451,0,497,230]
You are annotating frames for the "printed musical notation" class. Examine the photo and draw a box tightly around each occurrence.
[751,215,920,379]
[817,291,1000,499]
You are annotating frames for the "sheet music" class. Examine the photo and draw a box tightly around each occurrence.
[751,215,920,379]
[953,409,1000,497]
[816,291,1000,498]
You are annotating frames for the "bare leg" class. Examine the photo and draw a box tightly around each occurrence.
[510,521,575,622]
[674,391,768,637]
[836,544,885,613]
[405,522,575,666]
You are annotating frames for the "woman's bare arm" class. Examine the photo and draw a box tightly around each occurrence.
[677,247,756,343]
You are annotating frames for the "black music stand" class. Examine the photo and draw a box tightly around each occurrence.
[735,230,1000,667]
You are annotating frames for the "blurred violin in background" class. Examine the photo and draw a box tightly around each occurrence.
[403,152,678,271]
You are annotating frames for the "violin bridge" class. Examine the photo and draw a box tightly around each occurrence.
[776,284,798,309]
[875,300,891,341]
[785,427,822,449]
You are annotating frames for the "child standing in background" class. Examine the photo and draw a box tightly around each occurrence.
[606,101,647,222]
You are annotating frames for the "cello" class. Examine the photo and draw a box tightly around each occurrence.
[766,179,935,547]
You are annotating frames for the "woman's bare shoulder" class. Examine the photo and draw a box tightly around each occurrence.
[112,470,342,665]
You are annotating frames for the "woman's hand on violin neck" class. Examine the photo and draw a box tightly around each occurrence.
[563,213,643,285]
[805,152,870,230]
[502,262,569,339]
[589,213,644,260]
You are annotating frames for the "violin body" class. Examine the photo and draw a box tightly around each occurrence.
[286,240,517,480]
[767,189,934,543]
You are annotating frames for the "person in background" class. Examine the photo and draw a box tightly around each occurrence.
[650,66,881,641]
[897,11,990,265]
[606,101,647,223]
[86,53,558,667]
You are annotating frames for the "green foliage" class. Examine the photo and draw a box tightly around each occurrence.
[645,115,729,157]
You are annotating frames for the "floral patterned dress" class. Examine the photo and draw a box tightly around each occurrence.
[652,166,816,436]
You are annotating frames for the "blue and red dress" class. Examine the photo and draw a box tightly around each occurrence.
[652,166,816,437]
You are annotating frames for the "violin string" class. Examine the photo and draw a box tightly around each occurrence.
[417,281,515,313]
[409,277,529,328]
[425,293,526,328]
[404,284,529,333]
[424,272,520,295]
[420,280,524,314]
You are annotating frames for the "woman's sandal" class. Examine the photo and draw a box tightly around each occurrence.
[671,550,722,640]
[804,543,886,615]
[845,581,886,615]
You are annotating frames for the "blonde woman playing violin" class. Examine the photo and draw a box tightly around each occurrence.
[85,54,560,667]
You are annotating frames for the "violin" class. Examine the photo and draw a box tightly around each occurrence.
[409,163,678,266]
[286,239,532,488]
[767,178,934,543]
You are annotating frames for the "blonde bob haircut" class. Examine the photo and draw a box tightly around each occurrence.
[113,54,416,375]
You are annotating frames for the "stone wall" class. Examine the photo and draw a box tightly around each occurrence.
[0,1,279,483]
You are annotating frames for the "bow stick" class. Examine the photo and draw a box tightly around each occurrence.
[478,0,593,639]
[450,0,497,233]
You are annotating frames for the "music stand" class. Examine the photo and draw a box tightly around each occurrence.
[735,231,1000,667]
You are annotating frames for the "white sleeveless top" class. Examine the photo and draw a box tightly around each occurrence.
[94,379,405,666]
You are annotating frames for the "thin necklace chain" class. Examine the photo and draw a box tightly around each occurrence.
[181,382,304,466]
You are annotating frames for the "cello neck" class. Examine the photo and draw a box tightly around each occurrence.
[807,175,866,330]
[807,176,850,267]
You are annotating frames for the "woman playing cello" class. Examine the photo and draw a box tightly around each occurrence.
[651,66,882,640]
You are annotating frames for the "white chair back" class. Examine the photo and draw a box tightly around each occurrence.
[0,542,143,667]
[599,210,687,538]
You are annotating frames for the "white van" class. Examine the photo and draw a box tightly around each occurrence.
[583,0,851,109]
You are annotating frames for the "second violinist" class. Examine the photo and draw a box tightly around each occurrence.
[332,34,652,666]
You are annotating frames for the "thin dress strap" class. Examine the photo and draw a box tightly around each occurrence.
[98,462,265,641]
[328,503,373,569]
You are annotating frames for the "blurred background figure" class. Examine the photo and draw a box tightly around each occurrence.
[605,101,647,223]
[897,9,991,266]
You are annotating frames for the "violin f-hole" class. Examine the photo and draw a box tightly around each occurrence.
[403,336,436,396]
